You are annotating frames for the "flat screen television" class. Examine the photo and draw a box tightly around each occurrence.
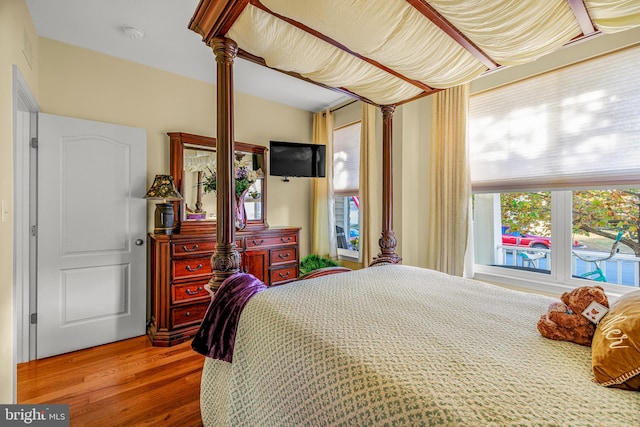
[270,141,326,179]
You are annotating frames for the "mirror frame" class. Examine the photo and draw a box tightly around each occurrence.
[168,132,268,234]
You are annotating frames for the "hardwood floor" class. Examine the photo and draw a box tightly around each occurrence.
[17,336,205,427]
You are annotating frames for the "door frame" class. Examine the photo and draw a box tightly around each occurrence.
[13,65,39,369]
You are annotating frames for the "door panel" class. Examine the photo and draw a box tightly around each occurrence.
[37,113,147,358]
[61,264,128,322]
[62,135,130,253]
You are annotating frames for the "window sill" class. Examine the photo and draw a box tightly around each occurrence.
[473,264,633,300]
[337,248,359,262]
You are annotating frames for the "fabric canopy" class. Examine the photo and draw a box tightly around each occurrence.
[185,0,640,106]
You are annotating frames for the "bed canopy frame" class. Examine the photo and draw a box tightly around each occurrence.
[187,0,640,288]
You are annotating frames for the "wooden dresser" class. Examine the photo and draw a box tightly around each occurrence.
[147,227,300,346]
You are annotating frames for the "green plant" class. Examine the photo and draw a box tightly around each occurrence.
[299,254,338,276]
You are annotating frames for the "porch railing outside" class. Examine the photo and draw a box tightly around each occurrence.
[496,245,640,287]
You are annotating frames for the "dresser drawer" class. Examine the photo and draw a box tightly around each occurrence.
[172,279,211,304]
[172,241,216,256]
[172,256,212,279]
[270,265,298,285]
[171,302,209,329]
[246,233,297,248]
[270,247,297,266]
[149,228,300,346]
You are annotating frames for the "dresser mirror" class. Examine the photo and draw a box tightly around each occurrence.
[169,132,267,234]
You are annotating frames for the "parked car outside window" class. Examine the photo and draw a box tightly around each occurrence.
[501,226,582,249]
[501,227,550,249]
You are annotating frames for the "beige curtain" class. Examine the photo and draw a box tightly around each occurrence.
[426,84,471,276]
[311,109,337,258]
[359,103,380,266]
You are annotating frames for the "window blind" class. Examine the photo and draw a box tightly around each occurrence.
[333,122,361,195]
[469,44,640,193]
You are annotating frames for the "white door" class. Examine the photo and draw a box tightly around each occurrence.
[37,113,147,358]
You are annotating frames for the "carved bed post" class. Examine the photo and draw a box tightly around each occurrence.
[209,36,241,291]
[370,104,402,266]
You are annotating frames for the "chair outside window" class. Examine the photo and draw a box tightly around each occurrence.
[336,225,348,249]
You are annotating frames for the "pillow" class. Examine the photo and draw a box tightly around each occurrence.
[592,289,640,391]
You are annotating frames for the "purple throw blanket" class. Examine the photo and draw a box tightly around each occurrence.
[191,273,267,362]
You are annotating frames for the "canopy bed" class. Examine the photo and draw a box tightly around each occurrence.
[185,0,640,425]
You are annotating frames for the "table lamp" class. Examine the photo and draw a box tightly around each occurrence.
[144,175,183,235]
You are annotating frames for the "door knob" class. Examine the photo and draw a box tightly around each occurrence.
[135,239,144,246]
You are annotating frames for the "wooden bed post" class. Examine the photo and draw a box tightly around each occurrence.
[370,104,402,266]
[209,36,241,291]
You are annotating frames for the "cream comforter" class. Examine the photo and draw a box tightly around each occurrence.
[200,265,640,426]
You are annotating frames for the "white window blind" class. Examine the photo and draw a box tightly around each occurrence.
[333,122,361,195]
[469,45,640,193]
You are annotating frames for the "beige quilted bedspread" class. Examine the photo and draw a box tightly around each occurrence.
[200,265,640,426]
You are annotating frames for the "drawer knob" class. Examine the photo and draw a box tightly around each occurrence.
[185,312,191,317]
[278,253,290,259]
[185,286,202,296]
[281,237,292,243]
[185,264,203,272]
[252,239,264,246]
[182,244,199,252]
[279,271,291,278]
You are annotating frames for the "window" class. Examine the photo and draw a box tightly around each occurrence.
[470,45,640,294]
[474,189,639,291]
[474,191,552,273]
[333,122,361,258]
[571,189,640,287]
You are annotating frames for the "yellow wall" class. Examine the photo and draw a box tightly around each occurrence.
[0,0,39,403]
[234,94,314,244]
[37,37,315,255]
[399,98,432,267]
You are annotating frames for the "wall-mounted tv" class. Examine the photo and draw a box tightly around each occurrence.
[270,141,326,180]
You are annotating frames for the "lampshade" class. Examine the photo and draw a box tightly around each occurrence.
[144,175,182,201]
[144,175,182,235]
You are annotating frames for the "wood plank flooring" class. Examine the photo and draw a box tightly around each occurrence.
[17,336,205,427]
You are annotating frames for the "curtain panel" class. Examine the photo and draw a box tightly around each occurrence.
[311,110,337,258]
[426,84,471,276]
[359,103,380,266]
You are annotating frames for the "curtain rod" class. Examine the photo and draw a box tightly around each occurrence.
[329,99,357,113]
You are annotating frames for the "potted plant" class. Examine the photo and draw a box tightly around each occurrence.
[299,254,339,276]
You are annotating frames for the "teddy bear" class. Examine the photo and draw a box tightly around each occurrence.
[537,285,609,346]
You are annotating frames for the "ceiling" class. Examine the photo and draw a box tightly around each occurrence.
[25,0,351,112]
